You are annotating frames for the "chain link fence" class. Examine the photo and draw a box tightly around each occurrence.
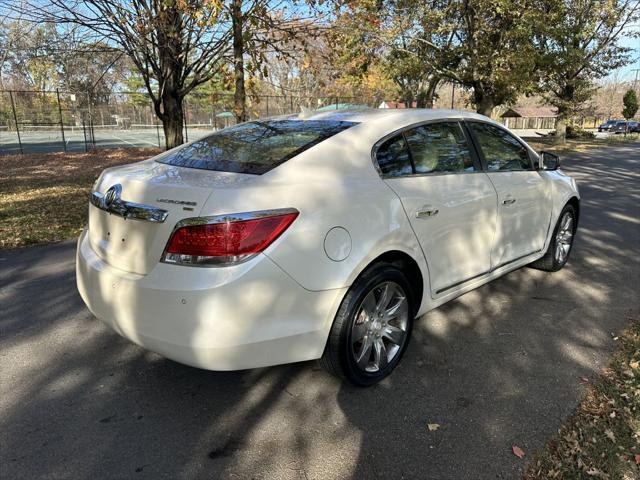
[5,89,614,156]
[0,90,376,155]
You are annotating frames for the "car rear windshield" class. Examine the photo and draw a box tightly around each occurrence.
[156,119,358,175]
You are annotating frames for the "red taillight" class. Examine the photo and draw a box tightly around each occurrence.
[163,210,298,266]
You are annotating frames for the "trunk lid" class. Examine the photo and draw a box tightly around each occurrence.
[88,160,256,274]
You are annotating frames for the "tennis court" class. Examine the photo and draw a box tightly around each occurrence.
[0,125,217,155]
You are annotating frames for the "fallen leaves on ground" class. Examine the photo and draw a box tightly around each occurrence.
[513,445,525,459]
[0,148,161,249]
[524,317,640,480]
[604,429,616,443]
[427,423,440,432]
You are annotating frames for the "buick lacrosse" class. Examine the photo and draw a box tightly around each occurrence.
[76,109,579,385]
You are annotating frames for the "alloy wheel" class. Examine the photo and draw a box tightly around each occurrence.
[350,281,409,373]
[555,212,574,263]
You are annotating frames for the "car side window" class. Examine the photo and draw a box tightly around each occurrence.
[469,122,532,171]
[404,122,476,173]
[375,134,413,177]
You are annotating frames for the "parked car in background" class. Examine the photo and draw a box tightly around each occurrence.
[627,121,639,133]
[611,121,634,134]
[598,119,621,132]
[77,109,580,386]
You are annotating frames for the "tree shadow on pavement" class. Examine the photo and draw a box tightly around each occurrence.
[0,144,638,479]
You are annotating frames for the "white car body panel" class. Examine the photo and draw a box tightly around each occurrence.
[385,173,497,295]
[77,230,347,370]
[77,108,579,371]
[90,161,260,274]
[486,170,550,267]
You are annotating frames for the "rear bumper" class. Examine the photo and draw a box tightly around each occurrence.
[76,230,346,370]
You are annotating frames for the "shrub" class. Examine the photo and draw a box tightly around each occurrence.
[547,125,596,139]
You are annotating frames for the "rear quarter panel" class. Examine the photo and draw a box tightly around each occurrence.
[197,124,430,297]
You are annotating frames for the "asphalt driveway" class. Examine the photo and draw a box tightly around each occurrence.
[1,144,639,479]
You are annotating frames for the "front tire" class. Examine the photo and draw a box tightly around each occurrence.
[320,263,415,386]
[530,204,577,272]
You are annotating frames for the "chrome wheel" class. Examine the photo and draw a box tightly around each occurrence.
[554,212,574,263]
[350,281,409,373]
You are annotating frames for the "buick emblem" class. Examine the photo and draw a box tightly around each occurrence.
[103,184,122,210]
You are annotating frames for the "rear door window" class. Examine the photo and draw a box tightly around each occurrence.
[404,122,476,173]
[157,119,357,175]
[375,134,413,177]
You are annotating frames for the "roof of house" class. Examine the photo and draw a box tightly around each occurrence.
[501,106,558,118]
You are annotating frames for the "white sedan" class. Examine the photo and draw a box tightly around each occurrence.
[76,109,579,386]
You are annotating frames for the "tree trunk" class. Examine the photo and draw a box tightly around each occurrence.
[154,4,185,149]
[231,0,246,123]
[161,93,184,149]
[423,76,440,108]
[554,109,568,145]
[403,91,414,108]
[474,90,495,117]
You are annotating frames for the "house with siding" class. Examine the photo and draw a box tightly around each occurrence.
[500,106,557,129]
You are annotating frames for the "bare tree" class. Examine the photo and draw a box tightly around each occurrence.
[11,0,323,142]
[225,0,324,122]
[230,0,246,122]
[15,0,233,148]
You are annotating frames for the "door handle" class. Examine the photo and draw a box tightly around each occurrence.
[502,198,516,205]
[416,207,439,218]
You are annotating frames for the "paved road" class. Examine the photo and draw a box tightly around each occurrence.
[1,144,639,479]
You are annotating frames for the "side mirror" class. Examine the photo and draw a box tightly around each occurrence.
[540,151,560,171]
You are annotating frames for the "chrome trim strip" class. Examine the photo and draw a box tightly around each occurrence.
[370,117,467,178]
[370,117,539,179]
[435,270,490,295]
[492,251,542,271]
[435,250,542,295]
[172,207,299,230]
[90,190,169,223]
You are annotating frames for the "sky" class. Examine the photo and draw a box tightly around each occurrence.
[2,0,639,84]
[608,23,640,82]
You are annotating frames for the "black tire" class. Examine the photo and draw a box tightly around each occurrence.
[320,262,415,386]
[530,203,577,272]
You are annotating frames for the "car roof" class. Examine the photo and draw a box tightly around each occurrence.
[290,107,493,124]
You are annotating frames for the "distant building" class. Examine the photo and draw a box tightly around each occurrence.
[501,106,557,129]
